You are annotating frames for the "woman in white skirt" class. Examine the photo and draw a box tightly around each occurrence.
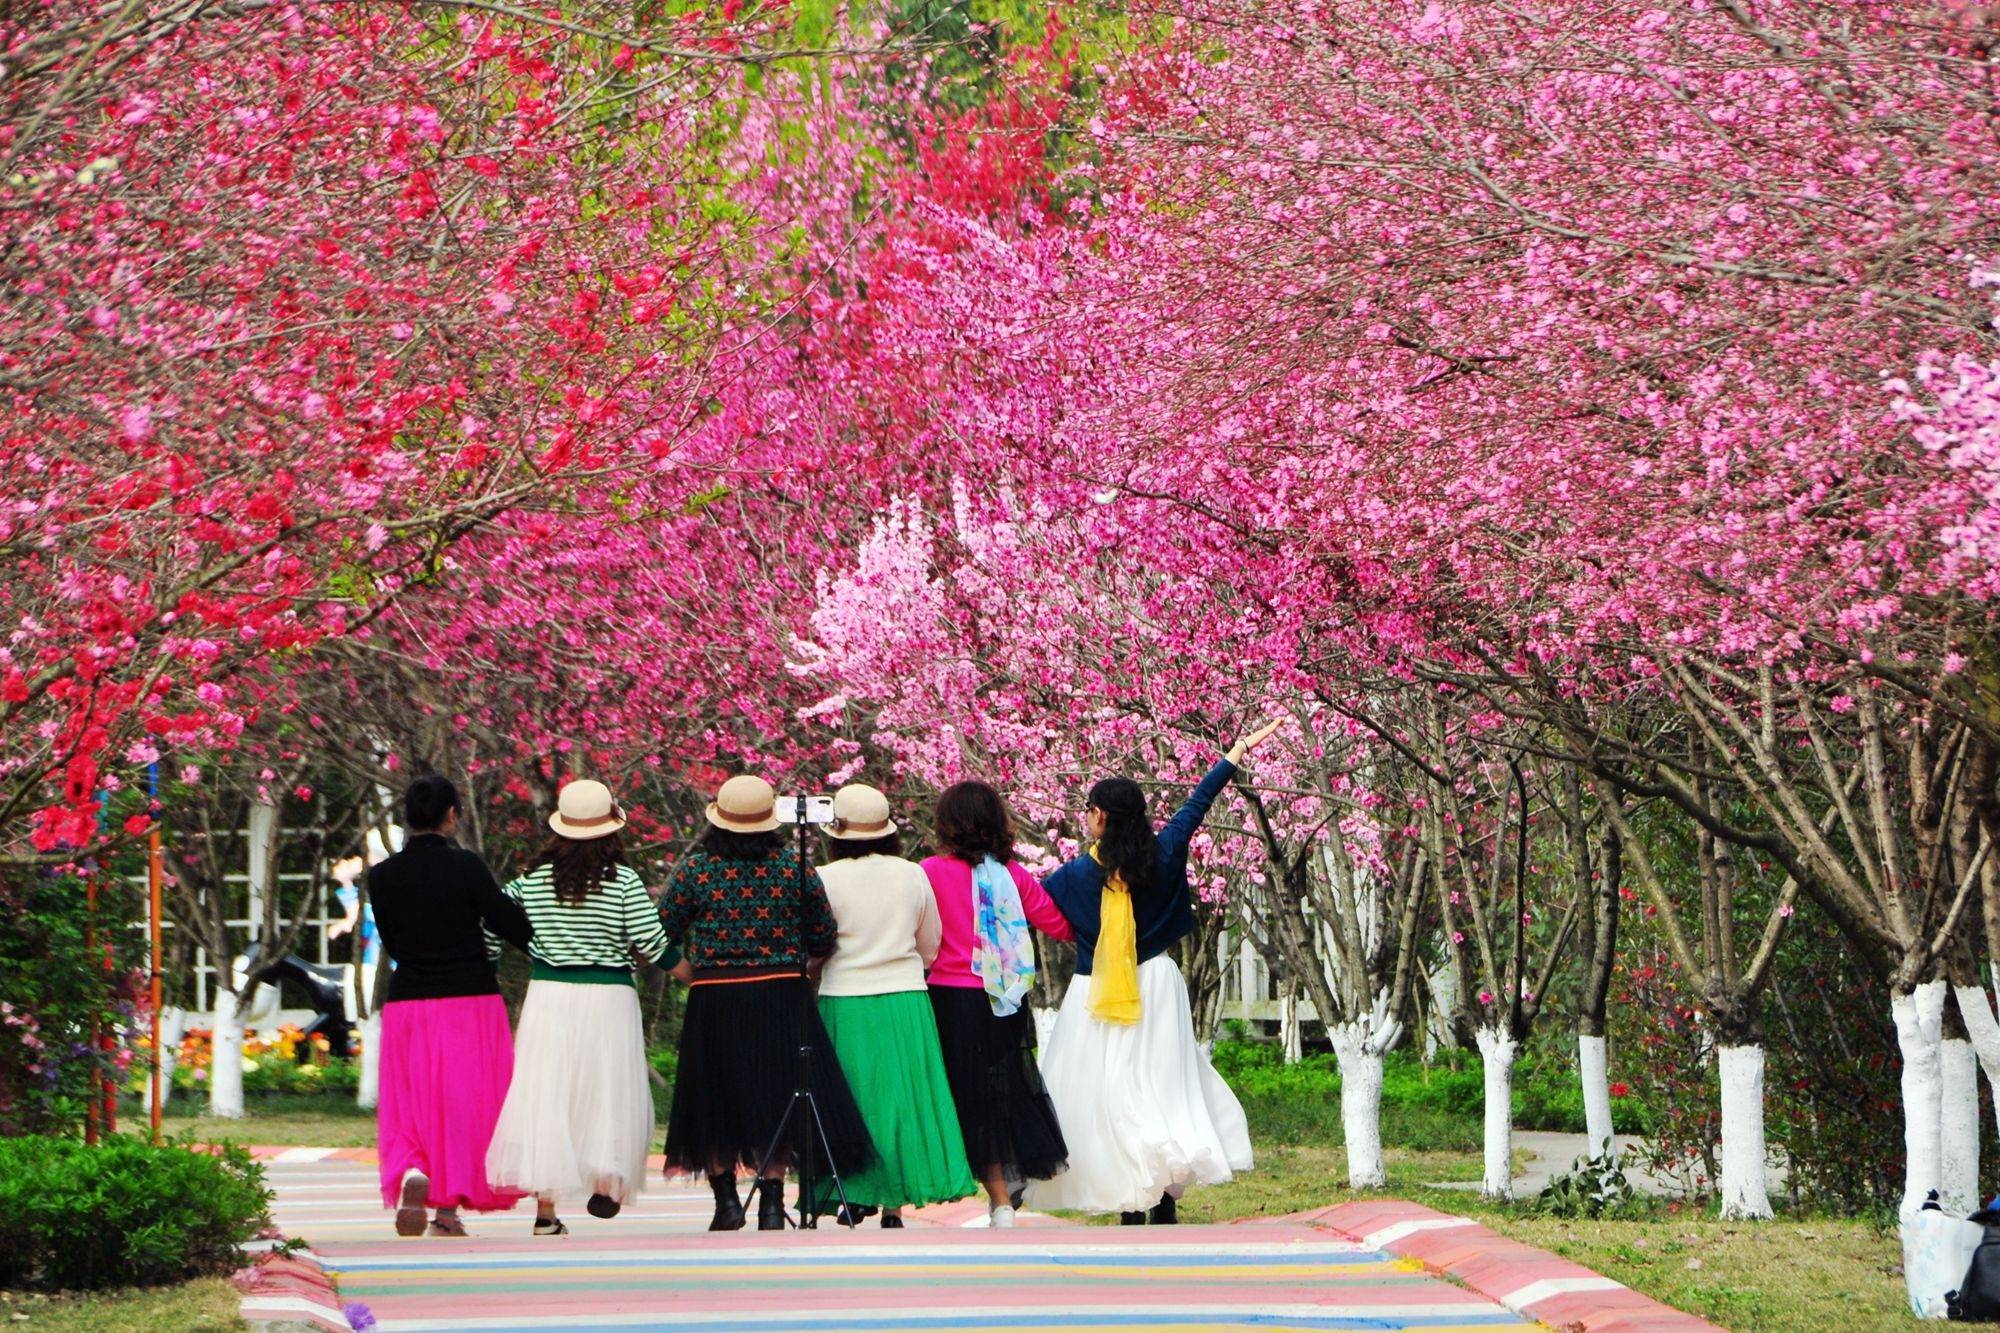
[486,779,679,1235]
[1024,722,1278,1224]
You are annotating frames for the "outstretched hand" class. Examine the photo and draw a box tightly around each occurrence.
[1226,718,1282,764]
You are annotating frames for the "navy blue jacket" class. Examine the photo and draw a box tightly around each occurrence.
[1042,758,1236,976]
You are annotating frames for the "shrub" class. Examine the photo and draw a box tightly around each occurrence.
[0,1136,270,1291]
[0,872,141,1136]
[1534,1151,1648,1219]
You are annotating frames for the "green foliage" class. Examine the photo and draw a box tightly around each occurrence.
[0,872,140,1137]
[0,1137,270,1291]
[1534,1151,1645,1219]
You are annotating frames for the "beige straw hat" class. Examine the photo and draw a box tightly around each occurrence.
[706,774,781,834]
[824,783,897,841]
[549,779,627,840]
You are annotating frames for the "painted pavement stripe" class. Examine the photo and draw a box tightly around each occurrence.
[327,1241,1377,1268]
[333,1253,1391,1274]
[1497,1275,1625,1309]
[366,1309,1528,1332]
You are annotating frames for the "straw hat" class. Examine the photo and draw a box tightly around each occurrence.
[706,774,780,834]
[549,779,627,841]
[825,783,897,841]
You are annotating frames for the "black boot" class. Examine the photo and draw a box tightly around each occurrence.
[755,1177,788,1231]
[707,1174,745,1232]
[1149,1192,1178,1226]
[1118,1210,1147,1226]
[587,1192,621,1220]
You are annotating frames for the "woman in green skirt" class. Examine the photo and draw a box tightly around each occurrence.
[813,783,979,1224]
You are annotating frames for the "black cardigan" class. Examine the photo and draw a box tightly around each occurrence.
[369,834,532,1002]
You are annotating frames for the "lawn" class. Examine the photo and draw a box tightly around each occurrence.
[136,1090,379,1148]
[0,1278,241,1331]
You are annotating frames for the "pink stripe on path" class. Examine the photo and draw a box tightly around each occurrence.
[1287,1200,1729,1332]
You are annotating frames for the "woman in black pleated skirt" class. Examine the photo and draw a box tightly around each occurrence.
[919,781,1074,1226]
[657,775,873,1231]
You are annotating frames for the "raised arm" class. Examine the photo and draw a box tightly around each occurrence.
[1158,721,1281,861]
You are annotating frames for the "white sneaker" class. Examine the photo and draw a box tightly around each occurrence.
[990,1204,1016,1229]
[395,1169,429,1237]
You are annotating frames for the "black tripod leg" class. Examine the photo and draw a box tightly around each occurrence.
[806,1093,855,1226]
[751,1095,804,1229]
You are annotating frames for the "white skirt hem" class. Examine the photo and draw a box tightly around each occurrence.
[485,980,654,1205]
[1023,955,1252,1215]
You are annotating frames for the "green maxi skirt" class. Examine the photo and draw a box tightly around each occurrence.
[814,990,980,1210]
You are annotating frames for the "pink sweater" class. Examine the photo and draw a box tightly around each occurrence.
[920,854,1076,988]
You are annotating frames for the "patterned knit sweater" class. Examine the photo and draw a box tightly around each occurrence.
[657,844,836,971]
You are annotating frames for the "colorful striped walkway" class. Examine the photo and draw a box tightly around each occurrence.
[266,1156,1538,1332]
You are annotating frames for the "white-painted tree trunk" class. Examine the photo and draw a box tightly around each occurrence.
[356,1011,383,1111]
[1955,981,2000,1152]
[208,987,245,1119]
[1475,1027,1518,1200]
[1332,1034,1386,1189]
[1716,1043,1774,1220]
[155,1006,187,1111]
[1894,981,1948,1219]
[1578,1032,1614,1159]
[1940,1037,1981,1216]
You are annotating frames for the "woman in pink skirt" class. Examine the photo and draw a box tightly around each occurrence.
[368,774,534,1237]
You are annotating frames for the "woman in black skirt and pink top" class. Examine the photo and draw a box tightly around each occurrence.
[658,774,874,1231]
[920,781,1075,1228]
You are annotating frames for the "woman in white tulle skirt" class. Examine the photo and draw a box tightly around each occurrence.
[485,780,678,1235]
[1024,723,1278,1223]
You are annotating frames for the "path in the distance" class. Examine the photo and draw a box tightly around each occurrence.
[265,1149,1536,1332]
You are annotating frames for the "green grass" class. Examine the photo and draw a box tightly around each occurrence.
[0,1277,241,1331]
[135,1090,377,1148]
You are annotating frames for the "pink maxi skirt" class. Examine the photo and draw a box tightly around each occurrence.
[377,994,525,1212]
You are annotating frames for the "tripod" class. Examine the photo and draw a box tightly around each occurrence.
[748,799,856,1229]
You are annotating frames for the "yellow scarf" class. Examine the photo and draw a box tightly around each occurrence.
[1088,846,1141,1025]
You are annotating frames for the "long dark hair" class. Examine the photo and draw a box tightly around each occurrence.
[935,781,1014,864]
[1087,777,1155,893]
[536,831,626,906]
[702,824,783,861]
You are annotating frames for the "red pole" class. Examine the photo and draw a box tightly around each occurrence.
[101,881,118,1137]
[85,877,100,1146]
[149,819,164,1143]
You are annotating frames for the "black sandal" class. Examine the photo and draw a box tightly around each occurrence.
[533,1216,569,1236]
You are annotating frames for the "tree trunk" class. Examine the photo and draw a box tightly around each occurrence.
[1332,1028,1386,1189]
[156,1006,187,1111]
[1475,1025,1517,1200]
[1894,980,1949,1218]
[1578,1032,1615,1159]
[1577,819,1621,1158]
[1941,1031,1982,1215]
[356,1011,383,1110]
[208,987,245,1119]
[1716,1043,1774,1219]
[1955,981,2000,1157]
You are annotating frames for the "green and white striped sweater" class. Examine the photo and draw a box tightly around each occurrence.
[498,863,674,984]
